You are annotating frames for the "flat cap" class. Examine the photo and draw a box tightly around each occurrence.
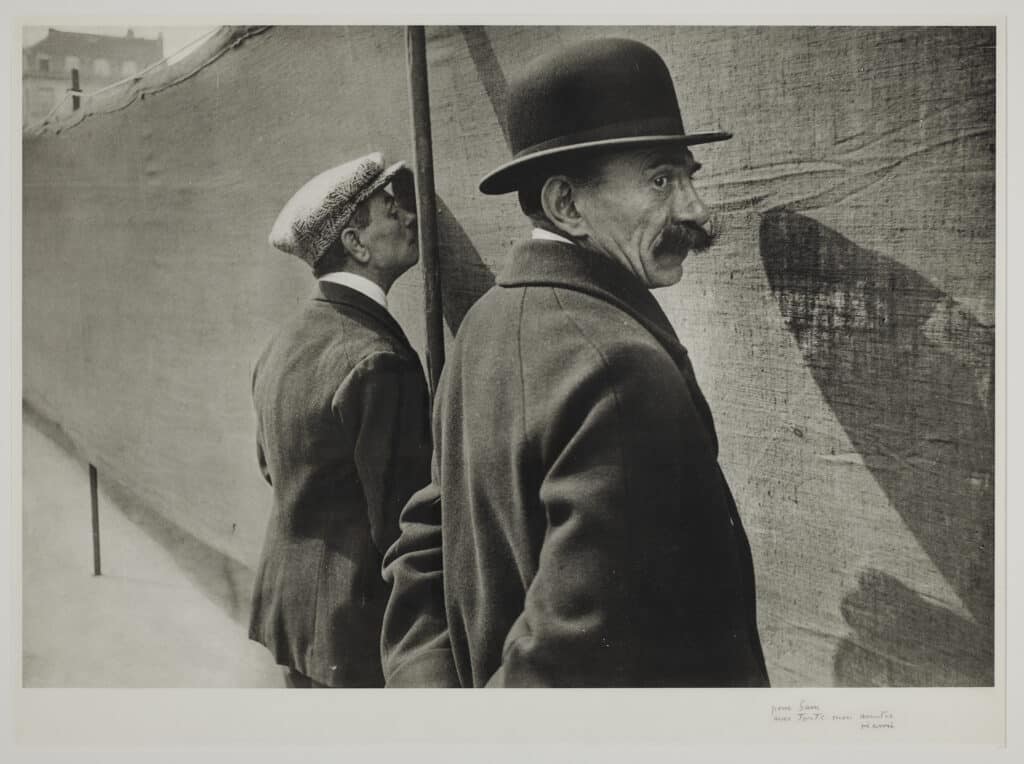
[269,152,408,268]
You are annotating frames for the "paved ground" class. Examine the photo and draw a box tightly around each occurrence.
[21,418,284,687]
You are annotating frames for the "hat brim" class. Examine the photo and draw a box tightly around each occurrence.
[350,160,410,212]
[478,130,732,195]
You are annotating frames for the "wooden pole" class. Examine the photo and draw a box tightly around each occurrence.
[71,68,80,111]
[89,464,101,575]
[405,26,445,397]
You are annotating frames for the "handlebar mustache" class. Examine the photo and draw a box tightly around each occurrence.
[656,219,719,255]
[655,217,720,252]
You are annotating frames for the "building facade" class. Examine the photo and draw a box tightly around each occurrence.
[22,29,164,125]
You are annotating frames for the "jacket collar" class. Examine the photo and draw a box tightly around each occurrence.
[497,238,719,454]
[313,280,413,352]
[318,271,388,310]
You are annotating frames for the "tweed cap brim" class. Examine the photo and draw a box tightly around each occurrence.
[269,152,410,268]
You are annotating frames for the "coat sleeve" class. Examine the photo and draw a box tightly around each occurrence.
[380,480,460,687]
[486,342,699,687]
[332,351,433,557]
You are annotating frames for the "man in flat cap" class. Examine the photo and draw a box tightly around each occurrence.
[382,38,769,687]
[249,152,431,687]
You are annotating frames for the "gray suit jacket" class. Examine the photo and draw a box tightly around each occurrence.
[250,280,431,686]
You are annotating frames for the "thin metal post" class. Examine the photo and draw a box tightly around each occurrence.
[89,464,101,575]
[71,68,80,111]
[406,26,445,398]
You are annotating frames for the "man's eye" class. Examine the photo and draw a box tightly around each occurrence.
[652,175,668,189]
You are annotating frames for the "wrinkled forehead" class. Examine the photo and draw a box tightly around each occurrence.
[599,144,700,175]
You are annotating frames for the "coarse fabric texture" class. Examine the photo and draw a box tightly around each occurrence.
[268,152,407,268]
[382,239,770,688]
[249,281,432,687]
[22,26,995,687]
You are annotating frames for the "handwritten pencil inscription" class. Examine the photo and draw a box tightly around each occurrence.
[771,700,895,730]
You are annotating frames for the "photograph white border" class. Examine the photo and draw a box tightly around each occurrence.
[4,0,1017,758]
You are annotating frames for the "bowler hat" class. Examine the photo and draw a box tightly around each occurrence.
[269,152,412,269]
[479,38,731,195]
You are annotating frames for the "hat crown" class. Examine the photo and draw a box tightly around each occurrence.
[506,38,685,160]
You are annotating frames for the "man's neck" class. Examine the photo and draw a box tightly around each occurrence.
[529,227,654,289]
[319,271,389,310]
[531,227,575,246]
[343,262,393,292]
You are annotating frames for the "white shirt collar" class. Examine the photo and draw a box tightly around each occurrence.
[318,272,388,310]
[531,228,575,245]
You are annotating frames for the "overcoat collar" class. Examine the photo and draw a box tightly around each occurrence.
[497,238,719,453]
[313,280,413,353]
[498,238,684,357]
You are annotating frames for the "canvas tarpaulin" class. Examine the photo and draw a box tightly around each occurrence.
[22,25,996,687]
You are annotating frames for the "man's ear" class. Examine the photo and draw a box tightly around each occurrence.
[339,227,370,265]
[540,176,589,238]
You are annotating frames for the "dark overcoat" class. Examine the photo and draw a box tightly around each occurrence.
[250,280,431,687]
[382,238,770,687]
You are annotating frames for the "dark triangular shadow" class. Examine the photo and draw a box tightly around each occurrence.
[759,209,994,685]
[423,25,508,335]
[435,197,496,333]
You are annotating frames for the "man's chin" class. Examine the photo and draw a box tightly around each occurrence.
[647,257,685,288]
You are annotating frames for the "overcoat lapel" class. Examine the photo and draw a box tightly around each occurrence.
[314,280,414,353]
[498,239,719,455]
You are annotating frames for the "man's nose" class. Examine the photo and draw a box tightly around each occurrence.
[672,180,710,227]
[401,208,417,229]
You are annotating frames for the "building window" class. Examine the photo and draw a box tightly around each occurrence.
[37,55,50,74]
[121,60,138,76]
[66,56,81,73]
[94,58,111,77]
[33,86,56,117]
